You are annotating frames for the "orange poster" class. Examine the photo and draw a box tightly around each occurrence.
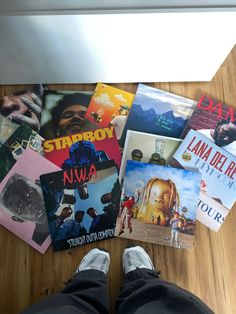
[85,83,134,140]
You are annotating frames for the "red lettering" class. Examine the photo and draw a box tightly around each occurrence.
[63,164,97,186]
[218,155,227,172]
[209,152,221,167]
[229,166,236,179]
[64,169,73,185]
[187,136,213,161]
[187,136,196,151]
[88,164,97,180]
[197,95,213,110]
[196,142,208,158]
[201,147,212,162]
[209,153,227,172]
[192,140,202,155]
[225,107,236,123]
[210,102,223,119]
[224,161,236,179]
[74,167,87,183]
[197,95,236,123]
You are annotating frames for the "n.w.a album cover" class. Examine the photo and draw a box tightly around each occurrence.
[0,148,60,254]
[181,95,236,156]
[115,160,201,249]
[169,129,236,232]
[85,83,134,140]
[40,161,121,251]
[120,84,196,146]
[0,123,44,182]
[119,130,182,183]
[43,126,121,170]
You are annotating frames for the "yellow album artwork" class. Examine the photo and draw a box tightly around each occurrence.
[115,160,201,249]
[85,83,134,140]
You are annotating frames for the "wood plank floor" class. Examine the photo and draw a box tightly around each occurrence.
[1,45,236,314]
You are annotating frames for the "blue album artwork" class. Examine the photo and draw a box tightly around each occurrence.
[40,161,121,251]
[120,84,196,146]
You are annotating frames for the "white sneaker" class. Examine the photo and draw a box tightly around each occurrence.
[123,246,155,275]
[76,248,110,275]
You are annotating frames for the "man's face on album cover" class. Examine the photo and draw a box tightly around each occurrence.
[214,122,236,147]
[58,104,87,136]
[148,180,173,213]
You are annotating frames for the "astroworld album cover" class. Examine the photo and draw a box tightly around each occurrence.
[40,160,121,251]
[115,160,201,249]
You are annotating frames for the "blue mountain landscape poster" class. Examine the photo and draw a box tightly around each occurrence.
[120,84,196,146]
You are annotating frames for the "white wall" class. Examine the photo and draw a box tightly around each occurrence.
[1,0,236,14]
[0,11,235,84]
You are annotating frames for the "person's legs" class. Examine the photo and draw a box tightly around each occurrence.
[62,248,110,313]
[116,246,213,314]
[127,214,132,233]
[119,209,126,235]
[171,229,175,246]
[175,230,180,247]
[22,248,110,314]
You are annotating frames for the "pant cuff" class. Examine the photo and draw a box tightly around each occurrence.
[74,269,106,280]
[125,268,160,281]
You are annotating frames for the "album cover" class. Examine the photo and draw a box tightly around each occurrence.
[0,149,60,253]
[0,114,19,147]
[181,95,236,156]
[43,126,121,170]
[0,84,47,132]
[0,124,44,182]
[120,84,196,146]
[40,90,95,139]
[85,83,134,140]
[115,160,201,249]
[40,161,121,251]
[169,129,236,231]
[119,130,182,183]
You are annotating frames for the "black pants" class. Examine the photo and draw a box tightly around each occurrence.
[22,269,214,314]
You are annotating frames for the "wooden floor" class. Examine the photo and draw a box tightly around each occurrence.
[1,46,236,314]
